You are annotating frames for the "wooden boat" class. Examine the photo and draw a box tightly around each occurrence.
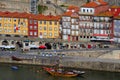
[11,56,22,61]
[43,67,78,77]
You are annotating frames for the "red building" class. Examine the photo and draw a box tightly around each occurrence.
[108,6,120,17]
[28,14,38,37]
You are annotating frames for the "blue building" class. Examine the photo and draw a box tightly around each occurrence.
[114,17,120,43]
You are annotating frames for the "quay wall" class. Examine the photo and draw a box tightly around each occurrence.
[0,50,120,72]
[61,58,120,72]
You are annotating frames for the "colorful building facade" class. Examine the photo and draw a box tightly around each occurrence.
[62,6,79,41]
[0,12,28,37]
[79,0,110,41]
[93,11,113,41]
[114,16,120,43]
[38,15,60,39]
[0,11,60,39]
[28,14,38,37]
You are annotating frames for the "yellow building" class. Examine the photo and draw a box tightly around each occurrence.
[0,11,60,39]
[0,11,28,37]
[37,14,60,39]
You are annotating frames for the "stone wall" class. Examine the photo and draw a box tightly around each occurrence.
[61,60,120,72]
[1,50,120,72]
[0,0,30,13]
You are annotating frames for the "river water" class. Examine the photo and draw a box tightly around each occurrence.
[0,64,120,80]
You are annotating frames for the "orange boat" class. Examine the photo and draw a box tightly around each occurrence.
[43,67,78,77]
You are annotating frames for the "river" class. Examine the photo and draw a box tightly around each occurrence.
[0,63,120,80]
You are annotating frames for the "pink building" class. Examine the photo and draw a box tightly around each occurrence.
[62,6,79,41]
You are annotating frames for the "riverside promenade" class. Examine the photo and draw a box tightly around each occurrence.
[0,49,120,72]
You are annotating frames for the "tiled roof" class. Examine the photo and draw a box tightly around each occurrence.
[62,11,79,18]
[0,11,60,21]
[82,0,108,8]
[82,2,100,8]
[2,11,12,17]
[67,5,79,12]
[19,12,30,18]
[46,15,60,21]
[62,11,73,16]
[96,11,113,17]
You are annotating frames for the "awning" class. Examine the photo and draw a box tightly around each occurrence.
[39,45,47,49]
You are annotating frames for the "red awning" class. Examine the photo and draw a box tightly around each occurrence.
[39,45,46,49]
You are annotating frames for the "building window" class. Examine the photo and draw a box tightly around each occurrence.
[84,36,86,38]
[0,29,2,32]
[91,9,93,13]
[54,33,57,37]
[18,30,21,33]
[14,18,16,22]
[44,32,47,36]
[40,26,42,30]
[23,30,26,33]
[44,26,46,30]
[54,21,57,25]
[39,21,42,24]
[34,26,37,29]
[30,20,32,24]
[34,32,37,35]
[34,20,37,24]
[49,27,52,31]
[83,9,85,12]
[44,21,46,24]
[49,33,52,36]
[49,21,52,25]
[87,9,89,12]
[8,18,11,22]
[0,17,2,21]
[30,26,32,29]
[23,23,26,27]
[87,36,89,38]
[4,24,7,27]
[54,27,57,31]
[30,32,33,35]
[8,24,11,27]
[40,32,42,35]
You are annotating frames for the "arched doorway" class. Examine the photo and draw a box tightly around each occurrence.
[16,41,23,48]
[45,42,52,49]
[2,40,9,45]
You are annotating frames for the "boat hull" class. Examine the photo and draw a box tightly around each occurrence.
[43,67,78,77]
[11,56,22,61]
